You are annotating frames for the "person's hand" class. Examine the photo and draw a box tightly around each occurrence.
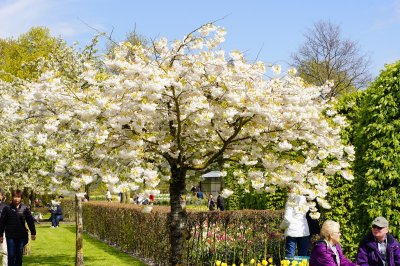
[31,235,36,241]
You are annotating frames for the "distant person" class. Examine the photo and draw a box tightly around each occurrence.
[208,194,215,211]
[49,200,63,228]
[0,189,36,266]
[217,191,225,211]
[82,195,89,202]
[0,189,7,266]
[34,198,42,208]
[149,194,155,203]
[196,189,204,200]
[190,186,197,196]
[310,220,355,266]
[357,216,400,266]
[106,190,112,202]
[306,199,321,249]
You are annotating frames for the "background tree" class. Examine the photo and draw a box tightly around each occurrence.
[2,37,114,266]
[0,27,66,82]
[291,20,372,98]
[106,30,148,60]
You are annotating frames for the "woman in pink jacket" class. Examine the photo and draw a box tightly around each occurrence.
[310,220,355,266]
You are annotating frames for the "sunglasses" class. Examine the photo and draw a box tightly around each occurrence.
[372,225,385,230]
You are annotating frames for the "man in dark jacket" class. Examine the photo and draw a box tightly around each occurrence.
[217,191,225,211]
[357,216,400,266]
[0,189,8,266]
[0,189,36,266]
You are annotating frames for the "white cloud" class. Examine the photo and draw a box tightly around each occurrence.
[0,0,98,41]
[0,0,53,37]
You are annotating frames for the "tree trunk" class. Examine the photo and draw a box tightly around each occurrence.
[168,166,187,266]
[75,195,84,266]
[124,191,131,203]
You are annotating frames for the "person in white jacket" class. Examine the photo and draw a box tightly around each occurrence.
[282,190,310,257]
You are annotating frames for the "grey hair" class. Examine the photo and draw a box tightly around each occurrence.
[320,220,340,240]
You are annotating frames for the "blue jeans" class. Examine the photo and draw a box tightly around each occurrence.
[6,238,24,266]
[285,236,311,257]
[51,214,62,227]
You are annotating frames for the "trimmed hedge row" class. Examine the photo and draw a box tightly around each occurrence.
[83,202,170,264]
[62,200,285,265]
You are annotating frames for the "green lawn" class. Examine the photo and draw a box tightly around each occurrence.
[23,223,148,266]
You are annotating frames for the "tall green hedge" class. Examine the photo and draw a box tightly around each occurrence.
[352,60,400,237]
[323,60,400,258]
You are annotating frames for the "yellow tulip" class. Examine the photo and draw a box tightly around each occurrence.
[215,260,221,266]
[262,259,268,266]
[222,263,228,266]
[268,258,273,264]
[250,259,256,264]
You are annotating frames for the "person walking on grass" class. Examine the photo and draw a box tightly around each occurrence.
[0,189,7,266]
[0,189,36,266]
[106,189,112,202]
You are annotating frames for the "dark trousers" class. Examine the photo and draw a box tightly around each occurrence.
[51,214,62,227]
[6,238,24,266]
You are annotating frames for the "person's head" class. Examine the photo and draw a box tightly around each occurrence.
[0,189,5,202]
[371,216,389,241]
[11,189,23,206]
[320,220,341,245]
[209,194,213,198]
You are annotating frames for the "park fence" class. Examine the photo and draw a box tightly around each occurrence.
[62,200,285,265]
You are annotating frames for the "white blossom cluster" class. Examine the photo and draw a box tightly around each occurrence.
[0,24,354,211]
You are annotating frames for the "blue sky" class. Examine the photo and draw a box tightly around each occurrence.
[1,0,399,78]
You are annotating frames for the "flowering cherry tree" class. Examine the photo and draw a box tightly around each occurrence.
[3,24,355,265]
[99,24,354,264]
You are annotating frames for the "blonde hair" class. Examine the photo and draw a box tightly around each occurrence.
[320,220,340,240]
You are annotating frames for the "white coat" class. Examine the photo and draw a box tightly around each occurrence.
[283,193,310,237]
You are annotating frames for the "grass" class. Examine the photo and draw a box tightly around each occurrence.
[23,223,148,266]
